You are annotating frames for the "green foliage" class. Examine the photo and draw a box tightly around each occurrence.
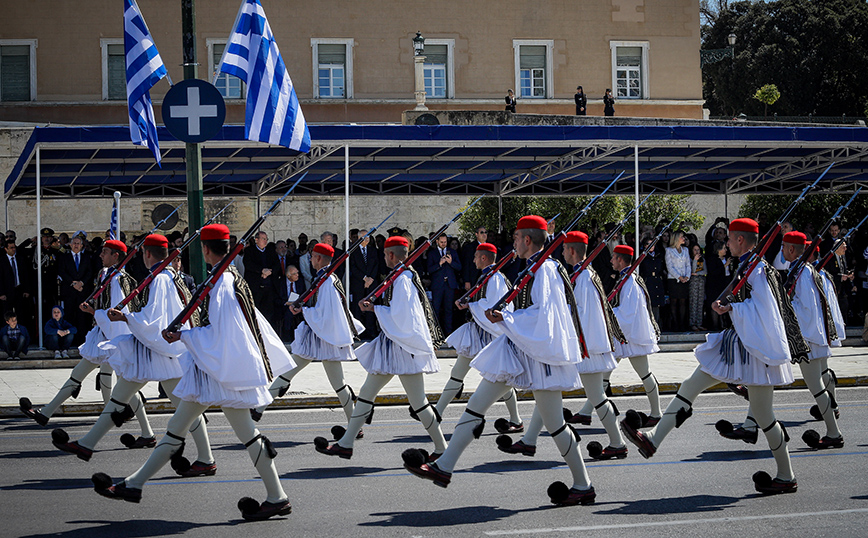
[702,0,868,117]
[739,193,868,231]
[458,195,705,241]
[753,84,780,106]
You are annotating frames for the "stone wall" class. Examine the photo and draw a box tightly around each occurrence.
[0,127,34,231]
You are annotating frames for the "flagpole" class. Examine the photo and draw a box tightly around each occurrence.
[181,0,206,282]
[114,191,122,240]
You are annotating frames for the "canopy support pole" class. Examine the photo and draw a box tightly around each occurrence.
[344,145,350,309]
[36,145,43,349]
[634,145,640,253]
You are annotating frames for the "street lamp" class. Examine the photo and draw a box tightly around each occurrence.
[413,31,428,111]
[700,32,736,68]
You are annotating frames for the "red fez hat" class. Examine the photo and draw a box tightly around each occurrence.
[384,236,409,248]
[516,215,548,231]
[312,243,335,257]
[200,224,230,241]
[613,245,634,256]
[783,231,807,246]
[729,218,759,234]
[564,231,589,245]
[476,242,497,254]
[103,239,127,253]
[143,234,168,248]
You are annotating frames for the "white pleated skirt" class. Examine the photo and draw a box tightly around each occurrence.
[78,326,110,365]
[445,321,493,359]
[356,333,439,375]
[292,322,356,362]
[695,330,794,386]
[471,335,582,392]
[613,340,659,359]
[173,352,273,409]
[102,335,184,383]
[576,351,618,374]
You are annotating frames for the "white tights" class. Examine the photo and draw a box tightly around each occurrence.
[257,357,354,422]
[577,356,660,418]
[435,379,591,491]
[126,402,287,503]
[435,355,521,423]
[337,373,447,453]
[646,366,794,481]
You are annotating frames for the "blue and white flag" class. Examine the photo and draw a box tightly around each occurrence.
[124,0,168,164]
[217,0,311,152]
[109,198,119,240]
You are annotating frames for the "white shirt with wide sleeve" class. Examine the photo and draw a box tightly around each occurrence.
[820,268,846,347]
[728,262,790,366]
[302,274,364,347]
[573,270,613,355]
[374,271,435,357]
[124,270,187,358]
[467,271,513,337]
[612,274,659,357]
[791,267,830,352]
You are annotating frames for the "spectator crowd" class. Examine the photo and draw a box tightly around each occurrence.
[2,214,867,359]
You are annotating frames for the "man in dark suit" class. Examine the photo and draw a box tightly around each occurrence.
[460,226,489,292]
[319,231,345,281]
[1,239,34,331]
[276,264,306,342]
[57,234,96,344]
[244,231,279,330]
[820,222,843,257]
[349,229,380,338]
[427,233,462,335]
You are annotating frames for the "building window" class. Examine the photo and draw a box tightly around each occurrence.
[311,39,354,99]
[610,41,649,99]
[209,40,244,99]
[513,40,553,99]
[423,43,452,99]
[100,39,126,101]
[0,40,37,102]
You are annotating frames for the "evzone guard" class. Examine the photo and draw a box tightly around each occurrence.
[404,215,597,507]
[51,234,215,476]
[571,243,662,428]
[92,224,296,521]
[314,235,448,460]
[621,218,804,494]
[436,242,524,434]
[501,231,628,460]
[19,239,152,446]
[251,242,365,434]
[716,231,843,449]
[811,246,846,424]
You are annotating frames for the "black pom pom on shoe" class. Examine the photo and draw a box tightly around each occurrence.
[802,429,821,449]
[493,418,509,434]
[715,419,734,434]
[119,433,136,448]
[52,428,70,445]
[401,448,426,469]
[624,409,643,430]
[330,425,347,441]
[238,496,260,516]
[496,434,513,449]
[313,436,329,450]
[547,481,570,503]
[587,441,603,459]
[91,472,113,492]
[752,470,772,487]
[19,397,33,411]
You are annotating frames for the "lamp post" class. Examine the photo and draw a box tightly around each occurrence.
[413,31,427,111]
[700,32,736,68]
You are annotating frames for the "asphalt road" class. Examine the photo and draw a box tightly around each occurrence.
[1,387,867,538]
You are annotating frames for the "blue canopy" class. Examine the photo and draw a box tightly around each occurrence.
[6,124,868,198]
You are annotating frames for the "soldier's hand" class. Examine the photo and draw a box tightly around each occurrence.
[80,302,95,315]
[485,309,504,323]
[162,329,181,343]
[107,308,127,322]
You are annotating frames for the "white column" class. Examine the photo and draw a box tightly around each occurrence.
[36,145,43,348]
[414,55,428,111]
[344,145,350,308]
[634,145,640,253]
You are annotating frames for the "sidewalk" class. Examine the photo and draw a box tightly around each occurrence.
[2,342,865,418]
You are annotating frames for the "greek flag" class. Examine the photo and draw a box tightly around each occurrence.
[124,0,168,164]
[217,0,311,152]
[109,198,119,240]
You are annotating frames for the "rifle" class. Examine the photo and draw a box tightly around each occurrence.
[456,213,561,306]
[607,211,682,302]
[816,212,868,272]
[362,195,484,303]
[572,189,656,284]
[718,163,832,306]
[84,202,184,305]
[165,174,306,333]
[488,172,623,313]
[114,201,234,309]
[785,188,861,296]
[292,210,396,308]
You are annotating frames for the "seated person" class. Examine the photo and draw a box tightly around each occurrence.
[0,312,30,359]
[44,305,78,359]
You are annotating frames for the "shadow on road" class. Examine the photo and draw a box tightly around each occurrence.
[19,518,247,538]
[593,494,740,515]
[284,465,389,480]
[683,450,769,462]
[361,505,516,527]
[1,477,92,491]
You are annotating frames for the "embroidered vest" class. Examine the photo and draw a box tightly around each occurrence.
[383,266,445,349]
[306,274,359,338]
[610,273,660,338]
[586,266,627,346]
[514,259,583,338]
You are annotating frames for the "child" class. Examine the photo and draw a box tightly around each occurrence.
[1,312,30,359]
[44,306,77,359]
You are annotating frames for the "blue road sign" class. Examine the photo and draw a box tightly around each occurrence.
[161,79,226,144]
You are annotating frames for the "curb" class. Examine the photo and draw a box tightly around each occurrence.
[4,376,867,419]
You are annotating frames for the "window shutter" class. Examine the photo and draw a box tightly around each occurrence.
[107,44,126,100]
[424,44,447,65]
[318,44,346,65]
[616,46,642,66]
[1,45,31,102]
[519,45,546,69]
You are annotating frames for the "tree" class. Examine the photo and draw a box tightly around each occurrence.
[739,193,868,235]
[458,195,704,242]
[752,84,781,116]
[702,0,868,117]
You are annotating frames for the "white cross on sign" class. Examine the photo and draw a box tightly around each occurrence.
[170,87,218,137]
